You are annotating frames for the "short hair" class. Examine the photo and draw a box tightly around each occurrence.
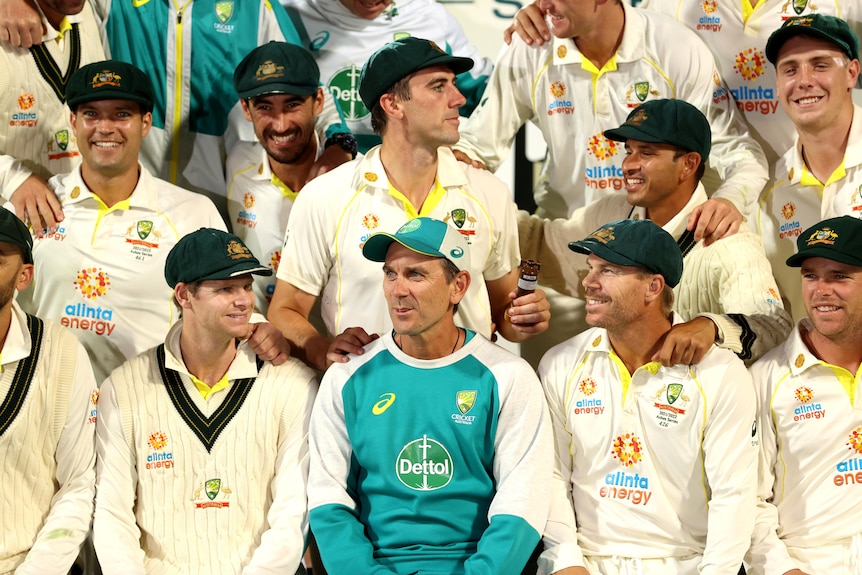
[370,73,414,135]
[673,148,706,182]
[440,257,462,314]
[637,269,676,317]
[172,281,201,316]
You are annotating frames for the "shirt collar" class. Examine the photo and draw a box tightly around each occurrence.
[0,302,32,369]
[163,319,260,381]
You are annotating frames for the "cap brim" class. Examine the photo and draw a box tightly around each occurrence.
[197,263,273,282]
[238,83,320,100]
[68,91,153,112]
[786,248,862,268]
[568,239,642,269]
[362,233,445,263]
[603,124,667,145]
[767,27,854,64]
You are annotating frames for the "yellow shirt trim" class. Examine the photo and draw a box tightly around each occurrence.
[191,373,229,400]
[799,159,846,189]
[91,196,132,244]
[823,361,862,408]
[387,179,446,219]
[270,172,299,203]
[56,16,72,41]
[581,54,618,112]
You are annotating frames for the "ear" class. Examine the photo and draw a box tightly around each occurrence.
[140,111,153,138]
[240,99,253,122]
[644,273,665,305]
[15,263,34,292]
[69,111,78,137]
[678,151,701,182]
[379,92,403,121]
[174,283,193,310]
[450,270,471,305]
[313,88,325,115]
[848,59,860,90]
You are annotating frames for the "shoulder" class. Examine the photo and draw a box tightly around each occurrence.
[538,327,602,378]
[226,141,263,177]
[295,156,367,206]
[320,337,390,391]
[635,7,715,66]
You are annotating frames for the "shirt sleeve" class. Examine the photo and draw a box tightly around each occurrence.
[15,343,97,575]
[535,352,587,574]
[93,376,147,575]
[244,367,318,574]
[695,229,792,365]
[699,357,758,575]
[453,37,540,171]
[307,369,399,575]
[746,359,800,575]
[463,361,553,575]
[0,154,33,203]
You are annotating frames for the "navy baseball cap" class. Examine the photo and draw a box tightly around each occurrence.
[165,228,272,287]
[362,217,470,271]
[569,219,683,288]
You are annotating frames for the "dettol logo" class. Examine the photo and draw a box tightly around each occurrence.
[328,66,368,121]
[396,435,453,491]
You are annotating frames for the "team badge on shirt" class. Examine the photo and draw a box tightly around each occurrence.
[452,390,477,425]
[782,0,811,16]
[651,383,690,427]
[11,92,37,127]
[146,431,175,470]
[396,435,453,491]
[792,386,825,422]
[214,1,235,33]
[443,209,477,240]
[194,478,232,508]
[625,82,658,108]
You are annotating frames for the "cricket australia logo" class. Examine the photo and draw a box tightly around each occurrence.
[194,478,232,508]
[328,66,367,121]
[782,0,810,16]
[634,81,650,102]
[214,1,235,33]
[625,82,658,108]
[136,220,153,240]
[54,130,69,152]
[396,435,453,490]
[652,383,690,427]
[452,390,477,425]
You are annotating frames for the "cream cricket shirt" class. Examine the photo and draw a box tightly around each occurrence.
[0,1,104,200]
[642,0,862,165]
[537,321,758,574]
[454,2,767,219]
[16,164,225,382]
[749,320,862,575]
[756,105,862,322]
[277,145,519,340]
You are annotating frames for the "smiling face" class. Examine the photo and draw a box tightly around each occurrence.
[390,65,466,148]
[242,90,323,166]
[71,99,151,180]
[338,0,393,19]
[621,140,695,222]
[581,253,656,333]
[801,257,862,346]
[180,276,255,341]
[775,35,860,134]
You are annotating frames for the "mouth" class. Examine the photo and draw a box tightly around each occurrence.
[812,304,841,313]
[92,141,121,149]
[585,297,608,308]
[268,132,299,145]
[794,95,823,106]
[625,176,645,191]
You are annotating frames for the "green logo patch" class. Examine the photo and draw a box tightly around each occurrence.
[328,66,368,121]
[396,435,453,491]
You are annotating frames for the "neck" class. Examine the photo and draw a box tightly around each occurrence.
[269,137,318,193]
[643,183,696,228]
[797,105,854,183]
[607,314,672,374]
[80,164,140,208]
[802,323,862,375]
[395,323,462,360]
[178,324,237,386]
[379,138,439,211]
[574,1,625,69]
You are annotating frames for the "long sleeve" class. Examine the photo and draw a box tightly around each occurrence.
[244,370,318,574]
[699,359,758,574]
[0,155,32,203]
[92,377,146,575]
[454,37,539,172]
[535,355,586,575]
[308,373,397,575]
[15,345,97,575]
[463,363,552,575]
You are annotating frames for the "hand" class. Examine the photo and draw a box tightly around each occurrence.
[505,288,550,336]
[451,149,486,170]
[326,327,379,366]
[503,1,550,46]
[10,174,64,237]
[783,570,810,575]
[551,568,591,575]
[307,144,352,182]
[652,317,717,367]
[246,322,291,365]
[0,0,43,48]
[686,198,742,246]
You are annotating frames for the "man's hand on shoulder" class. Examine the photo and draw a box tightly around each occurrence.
[551,568,591,575]
[10,174,64,237]
[246,322,291,365]
[686,197,742,246]
[503,1,550,46]
[503,288,550,338]
[652,316,718,367]
[0,0,43,48]
[307,143,352,182]
[326,327,379,366]
[783,570,810,575]
[452,149,486,170]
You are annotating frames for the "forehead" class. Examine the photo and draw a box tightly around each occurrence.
[777,35,848,65]
[585,253,644,274]
[800,256,862,274]
[625,139,680,153]
[384,242,442,267]
[249,93,311,107]
[196,275,253,289]
[0,241,25,261]
[408,65,457,86]
[76,99,141,113]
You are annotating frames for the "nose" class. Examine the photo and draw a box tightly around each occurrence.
[582,268,599,291]
[450,84,467,109]
[797,64,815,87]
[271,113,291,134]
[813,277,833,296]
[391,274,410,297]
[622,153,638,173]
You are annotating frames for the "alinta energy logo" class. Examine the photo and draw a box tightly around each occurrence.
[779,202,803,239]
[12,92,37,127]
[602,431,651,506]
[88,389,99,424]
[585,134,624,192]
[574,378,603,415]
[731,48,780,116]
[793,386,824,422]
[396,435,453,491]
[835,427,862,487]
[65,267,116,336]
[235,193,257,230]
[329,66,367,122]
[146,431,174,470]
[697,0,721,31]
[547,81,574,115]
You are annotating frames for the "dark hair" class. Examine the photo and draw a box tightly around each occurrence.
[370,74,413,135]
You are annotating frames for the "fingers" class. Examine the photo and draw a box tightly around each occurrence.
[246,322,291,364]
[507,289,551,334]
[514,3,551,46]
[687,199,742,244]
[451,149,487,170]
[326,328,378,365]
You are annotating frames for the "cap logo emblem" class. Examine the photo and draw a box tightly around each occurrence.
[588,227,615,245]
[398,219,421,233]
[226,239,253,260]
[449,246,464,259]
[91,71,122,88]
[627,109,648,126]
[787,16,814,27]
[428,40,446,55]
[255,60,285,82]
[806,227,838,246]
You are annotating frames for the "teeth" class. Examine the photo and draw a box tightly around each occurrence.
[626,178,644,185]
[586,299,604,305]
[93,142,120,148]
[797,96,822,105]
[271,134,297,143]
[815,305,839,312]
